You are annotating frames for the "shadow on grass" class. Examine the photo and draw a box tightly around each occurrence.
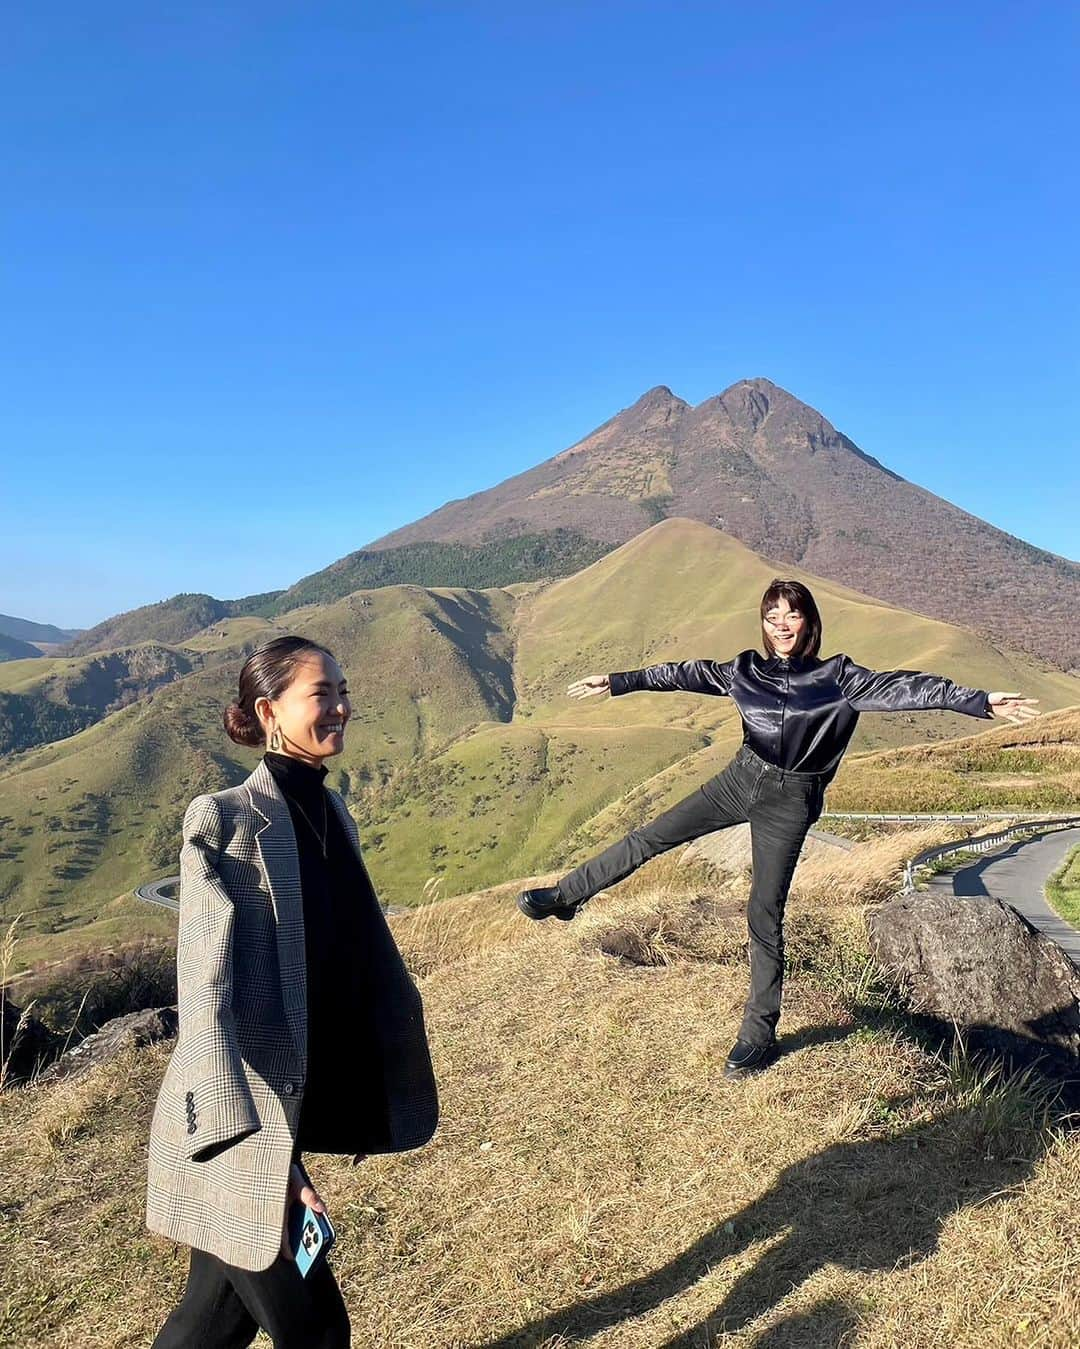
[479,1020,1063,1349]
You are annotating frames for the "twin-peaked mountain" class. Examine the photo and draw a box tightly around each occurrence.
[59,378,1077,670]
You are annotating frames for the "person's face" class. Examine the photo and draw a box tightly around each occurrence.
[257,652,351,764]
[763,597,806,658]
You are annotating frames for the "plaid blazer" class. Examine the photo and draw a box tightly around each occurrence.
[145,760,438,1271]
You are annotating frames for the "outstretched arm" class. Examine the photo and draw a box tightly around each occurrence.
[836,657,1039,723]
[568,660,734,700]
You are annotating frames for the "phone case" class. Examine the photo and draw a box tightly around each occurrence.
[287,1201,336,1278]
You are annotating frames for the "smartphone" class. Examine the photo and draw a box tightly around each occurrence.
[287,1200,336,1278]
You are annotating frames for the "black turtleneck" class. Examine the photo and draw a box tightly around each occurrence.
[263,752,389,1160]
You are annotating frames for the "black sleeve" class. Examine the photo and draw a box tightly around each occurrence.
[836,656,992,718]
[609,660,734,697]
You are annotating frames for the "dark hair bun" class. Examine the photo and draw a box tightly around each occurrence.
[223,702,264,747]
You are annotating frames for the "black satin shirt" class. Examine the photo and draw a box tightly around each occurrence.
[609,651,992,777]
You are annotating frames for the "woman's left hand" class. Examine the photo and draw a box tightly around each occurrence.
[987,692,1040,724]
[280,1162,328,1260]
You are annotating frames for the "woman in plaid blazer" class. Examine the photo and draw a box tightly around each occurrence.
[147,636,438,1348]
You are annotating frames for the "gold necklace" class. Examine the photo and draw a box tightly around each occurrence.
[290,794,329,859]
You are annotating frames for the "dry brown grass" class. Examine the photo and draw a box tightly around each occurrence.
[788,825,961,907]
[0,836,1076,1348]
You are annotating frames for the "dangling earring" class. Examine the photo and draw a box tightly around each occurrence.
[269,725,283,752]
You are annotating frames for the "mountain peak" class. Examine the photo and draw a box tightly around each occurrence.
[622,385,691,420]
[632,384,682,407]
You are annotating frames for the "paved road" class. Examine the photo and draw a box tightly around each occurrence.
[135,878,179,910]
[927,826,1080,966]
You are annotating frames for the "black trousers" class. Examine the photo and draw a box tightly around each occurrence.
[151,1244,350,1349]
[557,744,827,1046]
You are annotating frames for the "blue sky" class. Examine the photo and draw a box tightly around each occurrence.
[2,1,1077,628]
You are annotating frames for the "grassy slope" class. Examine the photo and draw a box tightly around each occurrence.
[0,586,519,964]
[63,594,231,655]
[830,706,1080,812]
[1,839,1075,1348]
[0,634,42,662]
[1045,843,1080,926]
[1,520,1077,970]
[361,521,1079,902]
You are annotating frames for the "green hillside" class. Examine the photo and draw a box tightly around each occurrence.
[513,520,1079,738]
[0,585,521,959]
[62,591,285,656]
[2,519,1077,973]
[61,533,609,655]
[64,594,234,655]
[0,645,195,756]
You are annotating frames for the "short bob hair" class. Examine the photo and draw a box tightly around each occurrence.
[760,579,822,659]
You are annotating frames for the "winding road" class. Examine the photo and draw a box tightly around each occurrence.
[926,826,1080,966]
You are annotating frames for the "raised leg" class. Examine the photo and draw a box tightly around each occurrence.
[558,770,747,906]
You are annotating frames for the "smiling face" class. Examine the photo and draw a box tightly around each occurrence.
[762,596,806,659]
[255,650,351,765]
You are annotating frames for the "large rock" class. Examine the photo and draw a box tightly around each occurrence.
[34,1005,178,1086]
[868,893,1080,1070]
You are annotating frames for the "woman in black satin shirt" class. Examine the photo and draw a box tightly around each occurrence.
[518,579,1039,1080]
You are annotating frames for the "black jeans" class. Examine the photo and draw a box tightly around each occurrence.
[557,745,827,1046]
[151,1245,350,1349]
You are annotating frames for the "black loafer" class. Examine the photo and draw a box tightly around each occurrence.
[517,886,581,922]
[723,1038,778,1080]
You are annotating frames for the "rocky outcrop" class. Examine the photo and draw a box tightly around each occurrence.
[868,892,1080,1071]
[34,1006,177,1087]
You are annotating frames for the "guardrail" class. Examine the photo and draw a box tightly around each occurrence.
[900,816,1080,894]
[822,811,1076,822]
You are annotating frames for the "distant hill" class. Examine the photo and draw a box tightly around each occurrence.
[257,530,611,616]
[0,613,79,645]
[60,535,609,649]
[3,519,1077,971]
[0,634,42,663]
[0,645,195,756]
[63,592,283,656]
[366,378,1080,669]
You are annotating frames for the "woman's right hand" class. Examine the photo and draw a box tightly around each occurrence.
[987,692,1040,723]
[567,674,611,700]
[280,1162,327,1261]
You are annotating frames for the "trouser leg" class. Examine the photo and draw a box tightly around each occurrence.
[151,1248,259,1349]
[225,1251,351,1349]
[152,1246,350,1349]
[738,797,815,1046]
[557,760,749,906]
